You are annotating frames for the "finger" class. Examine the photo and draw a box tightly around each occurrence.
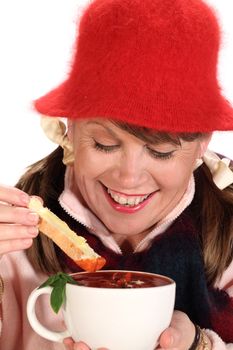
[159,311,195,349]
[0,238,33,255]
[73,342,91,350]
[159,326,179,348]
[30,195,44,205]
[170,310,196,349]
[0,224,38,241]
[0,185,30,207]
[170,310,186,326]
[0,205,39,225]
[63,337,74,350]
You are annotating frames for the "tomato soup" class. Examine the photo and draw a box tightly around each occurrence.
[71,271,171,288]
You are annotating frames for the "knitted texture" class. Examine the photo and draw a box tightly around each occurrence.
[34,0,233,132]
[210,289,233,343]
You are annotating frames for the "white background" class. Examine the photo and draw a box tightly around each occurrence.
[0,0,232,185]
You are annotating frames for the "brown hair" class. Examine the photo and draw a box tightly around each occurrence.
[16,147,66,274]
[16,123,233,284]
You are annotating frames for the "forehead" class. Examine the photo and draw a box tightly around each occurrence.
[73,118,183,146]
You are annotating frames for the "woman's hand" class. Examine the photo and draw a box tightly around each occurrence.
[63,338,108,350]
[158,310,196,349]
[0,185,39,256]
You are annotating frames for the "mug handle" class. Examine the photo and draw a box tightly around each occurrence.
[26,286,71,342]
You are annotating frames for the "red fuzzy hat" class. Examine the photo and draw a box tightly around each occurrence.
[34,0,233,132]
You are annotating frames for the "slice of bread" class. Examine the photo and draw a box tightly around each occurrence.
[28,197,106,272]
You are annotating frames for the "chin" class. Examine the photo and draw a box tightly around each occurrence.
[104,221,143,236]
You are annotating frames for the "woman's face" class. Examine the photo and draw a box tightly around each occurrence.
[70,119,209,242]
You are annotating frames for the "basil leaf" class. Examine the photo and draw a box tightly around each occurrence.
[38,272,78,313]
[50,280,66,314]
[39,275,59,288]
[64,274,79,285]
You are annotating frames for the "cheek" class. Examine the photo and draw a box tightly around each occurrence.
[73,148,108,181]
[154,159,194,190]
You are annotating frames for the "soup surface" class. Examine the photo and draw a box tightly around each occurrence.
[72,271,171,288]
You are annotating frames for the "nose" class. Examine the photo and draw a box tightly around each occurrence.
[115,148,148,189]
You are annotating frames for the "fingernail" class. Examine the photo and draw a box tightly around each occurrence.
[28,212,39,224]
[28,227,39,236]
[169,336,174,346]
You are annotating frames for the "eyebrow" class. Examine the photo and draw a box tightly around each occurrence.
[85,120,118,138]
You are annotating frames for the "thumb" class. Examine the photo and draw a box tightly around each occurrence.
[159,326,181,348]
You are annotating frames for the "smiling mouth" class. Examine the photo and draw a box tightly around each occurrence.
[103,185,155,208]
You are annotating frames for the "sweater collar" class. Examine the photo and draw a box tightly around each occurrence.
[59,166,195,254]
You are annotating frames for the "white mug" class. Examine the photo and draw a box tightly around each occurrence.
[27,270,175,350]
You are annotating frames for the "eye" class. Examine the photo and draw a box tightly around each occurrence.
[146,146,174,160]
[94,140,120,153]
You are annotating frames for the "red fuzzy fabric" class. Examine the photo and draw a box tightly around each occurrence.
[210,290,233,343]
[34,0,233,132]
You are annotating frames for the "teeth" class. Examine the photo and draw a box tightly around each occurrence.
[118,197,128,205]
[127,197,135,206]
[107,188,149,207]
[134,198,141,205]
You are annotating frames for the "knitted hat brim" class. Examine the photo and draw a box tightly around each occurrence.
[34,82,233,133]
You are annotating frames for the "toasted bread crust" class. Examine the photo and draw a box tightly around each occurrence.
[29,198,106,272]
[38,219,84,260]
[74,257,107,272]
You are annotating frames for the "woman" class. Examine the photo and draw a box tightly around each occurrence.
[0,0,233,349]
